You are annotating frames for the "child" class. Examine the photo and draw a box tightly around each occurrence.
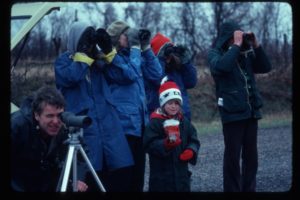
[143,79,200,192]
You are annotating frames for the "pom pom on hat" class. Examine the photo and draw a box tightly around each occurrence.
[159,77,182,107]
[150,32,172,56]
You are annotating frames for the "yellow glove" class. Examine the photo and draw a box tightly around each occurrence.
[101,48,117,64]
[73,52,95,66]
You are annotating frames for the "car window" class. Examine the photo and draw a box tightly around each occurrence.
[11,17,30,39]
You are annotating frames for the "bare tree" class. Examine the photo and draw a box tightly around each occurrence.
[210,2,253,48]
[82,2,118,28]
[28,22,48,60]
[49,11,63,57]
[48,7,78,55]
[123,2,163,34]
[282,33,291,68]
[139,3,162,29]
[255,2,285,69]
[103,3,118,27]
[52,37,61,57]
[178,3,208,62]
[124,4,138,23]
[83,2,104,26]
[259,3,273,51]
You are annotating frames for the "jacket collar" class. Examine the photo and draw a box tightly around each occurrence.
[150,108,183,120]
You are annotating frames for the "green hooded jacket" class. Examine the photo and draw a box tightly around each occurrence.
[207,21,272,124]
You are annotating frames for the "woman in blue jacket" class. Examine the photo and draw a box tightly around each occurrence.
[54,21,134,192]
[95,20,163,191]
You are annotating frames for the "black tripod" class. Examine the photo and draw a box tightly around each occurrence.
[56,127,106,192]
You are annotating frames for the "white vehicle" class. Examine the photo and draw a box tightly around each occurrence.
[11,2,64,113]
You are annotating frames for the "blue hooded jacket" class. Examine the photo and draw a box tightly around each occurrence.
[54,21,134,171]
[104,47,162,137]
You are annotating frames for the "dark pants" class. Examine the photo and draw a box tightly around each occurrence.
[126,134,146,192]
[85,136,145,192]
[85,160,133,192]
[222,118,258,192]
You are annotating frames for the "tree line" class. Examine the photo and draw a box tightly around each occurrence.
[12,2,292,70]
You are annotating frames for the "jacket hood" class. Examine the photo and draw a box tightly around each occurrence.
[216,21,241,49]
[19,96,34,122]
[67,21,91,54]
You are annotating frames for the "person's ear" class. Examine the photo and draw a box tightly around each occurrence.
[34,112,40,121]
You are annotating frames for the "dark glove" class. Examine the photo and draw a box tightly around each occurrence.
[126,28,141,48]
[165,54,182,72]
[164,137,182,150]
[139,28,151,50]
[95,28,113,54]
[77,27,96,56]
[179,149,194,161]
[174,45,192,64]
[162,43,175,57]
[89,45,102,60]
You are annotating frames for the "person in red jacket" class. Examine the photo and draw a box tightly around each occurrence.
[143,79,200,192]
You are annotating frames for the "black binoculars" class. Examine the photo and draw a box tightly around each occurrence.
[138,29,151,41]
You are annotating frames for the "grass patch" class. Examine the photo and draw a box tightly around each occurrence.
[193,111,292,136]
[193,120,222,136]
[258,111,292,129]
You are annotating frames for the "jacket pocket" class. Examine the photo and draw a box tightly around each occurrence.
[220,89,248,113]
[116,105,142,134]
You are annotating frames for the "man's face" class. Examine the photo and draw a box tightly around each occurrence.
[34,104,64,137]
[119,34,128,48]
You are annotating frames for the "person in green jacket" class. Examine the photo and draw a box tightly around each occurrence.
[143,78,200,192]
[207,21,272,192]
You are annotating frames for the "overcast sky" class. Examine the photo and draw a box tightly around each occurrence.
[11,2,293,43]
[69,2,292,41]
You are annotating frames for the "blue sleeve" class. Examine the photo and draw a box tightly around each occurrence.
[141,49,163,85]
[54,54,89,88]
[180,62,198,89]
[104,48,141,85]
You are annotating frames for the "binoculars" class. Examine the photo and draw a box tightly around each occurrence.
[138,29,151,41]
[241,33,255,50]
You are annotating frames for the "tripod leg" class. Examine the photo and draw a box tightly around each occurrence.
[60,145,76,192]
[56,155,67,192]
[78,146,106,192]
[72,148,78,192]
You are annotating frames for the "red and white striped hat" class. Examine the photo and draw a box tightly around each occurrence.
[159,78,182,107]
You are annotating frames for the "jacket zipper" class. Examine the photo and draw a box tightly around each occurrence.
[237,61,252,110]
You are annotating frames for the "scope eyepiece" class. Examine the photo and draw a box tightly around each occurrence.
[61,112,92,128]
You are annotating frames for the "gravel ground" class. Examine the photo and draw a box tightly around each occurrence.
[143,125,292,192]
